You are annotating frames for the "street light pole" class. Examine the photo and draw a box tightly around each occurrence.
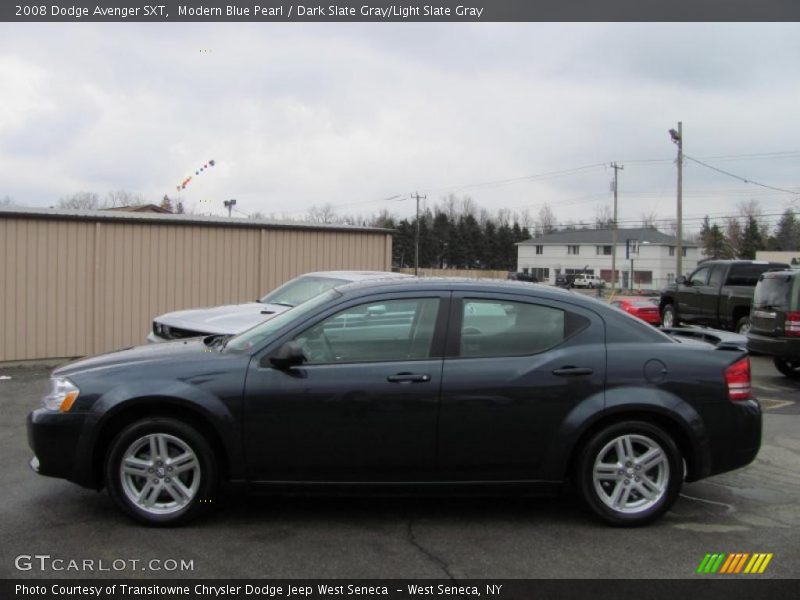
[669,123,683,280]
[610,162,624,291]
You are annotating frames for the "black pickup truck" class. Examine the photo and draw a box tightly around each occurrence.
[660,260,790,333]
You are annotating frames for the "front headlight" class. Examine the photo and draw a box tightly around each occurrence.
[42,377,80,412]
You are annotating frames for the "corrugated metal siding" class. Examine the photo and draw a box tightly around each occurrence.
[0,216,392,362]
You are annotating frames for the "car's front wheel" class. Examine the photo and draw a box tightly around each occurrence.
[105,417,218,526]
[576,421,682,526]
[774,357,800,379]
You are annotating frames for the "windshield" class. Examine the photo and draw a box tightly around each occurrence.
[259,275,348,307]
[226,289,341,353]
[754,274,797,310]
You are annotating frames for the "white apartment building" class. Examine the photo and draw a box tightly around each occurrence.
[516,227,700,290]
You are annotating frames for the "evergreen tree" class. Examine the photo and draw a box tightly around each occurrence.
[739,215,764,259]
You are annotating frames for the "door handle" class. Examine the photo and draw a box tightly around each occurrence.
[552,367,594,377]
[387,373,431,383]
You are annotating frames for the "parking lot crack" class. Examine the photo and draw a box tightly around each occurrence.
[406,518,455,580]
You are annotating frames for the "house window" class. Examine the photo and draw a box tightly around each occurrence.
[596,245,612,255]
[531,267,550,280]
[634,271,653,284]
[669,246,675,257]
[522,268,529,274]
[535,245,543,255]
[567,245,580,255]
[683,247,687,257]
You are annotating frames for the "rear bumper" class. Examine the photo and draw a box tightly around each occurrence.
[705,398,762,478]
[747,332,800,358]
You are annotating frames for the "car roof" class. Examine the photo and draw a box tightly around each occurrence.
[300,270,413,281]
[760,268,800,279]
[332,277,604,307]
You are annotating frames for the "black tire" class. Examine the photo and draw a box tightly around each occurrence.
[773,357,800,380]
[105,417,218,526]
[735,316,751,335]
[575,420,682,526]
[661,304,679,328]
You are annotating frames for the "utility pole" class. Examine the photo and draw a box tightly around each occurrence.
[669,122,683,279]
[410,192,426,276]
[610,162,624,292]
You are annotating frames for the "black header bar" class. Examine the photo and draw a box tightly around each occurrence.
[3,1,800,22]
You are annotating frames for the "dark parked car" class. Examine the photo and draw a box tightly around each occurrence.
[659,260,790,333]
[508,272,539,283]
[28,279,761,527]
[747,269,800,379]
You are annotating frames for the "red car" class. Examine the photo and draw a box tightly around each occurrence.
[610,298,661,325]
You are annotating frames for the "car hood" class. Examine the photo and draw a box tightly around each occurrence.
[156,302,289,335]
[55,338,220,377]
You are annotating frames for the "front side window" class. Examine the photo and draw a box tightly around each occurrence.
[459,299,569,357]
[294,298,440,364]
[690,267,710,286]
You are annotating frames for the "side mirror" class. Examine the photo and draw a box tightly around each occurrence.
[676,275,688,285]
[266,341,306,369]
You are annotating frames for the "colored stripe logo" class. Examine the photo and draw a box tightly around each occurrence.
[696,553,773,574]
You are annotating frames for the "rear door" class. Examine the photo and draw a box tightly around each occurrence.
[436,293,606,481]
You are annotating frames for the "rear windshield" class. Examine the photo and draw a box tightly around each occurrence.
[726,263,788,286]
[753,274,799,310]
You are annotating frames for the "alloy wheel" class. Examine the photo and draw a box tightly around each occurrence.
[119,433,201,516]
[592,434,670,514]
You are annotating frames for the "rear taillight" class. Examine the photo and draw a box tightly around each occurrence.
[725,357,751,401]
[785,312,800,337]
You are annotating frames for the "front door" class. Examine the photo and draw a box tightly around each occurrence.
[243,294,448,482]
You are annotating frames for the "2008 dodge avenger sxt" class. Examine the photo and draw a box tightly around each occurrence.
[28,278,761,526]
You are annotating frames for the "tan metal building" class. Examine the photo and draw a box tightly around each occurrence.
[0,207,393,363]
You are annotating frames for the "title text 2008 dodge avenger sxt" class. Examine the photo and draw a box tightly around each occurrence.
[28,279,761,526]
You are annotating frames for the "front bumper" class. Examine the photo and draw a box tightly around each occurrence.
[747,332,800,359]
[27,409,95,487]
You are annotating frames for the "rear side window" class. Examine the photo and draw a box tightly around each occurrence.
[726,264,774,286]
[754,275,796,309]
[459,299,584,357]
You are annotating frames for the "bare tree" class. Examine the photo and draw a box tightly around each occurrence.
[535,203,557,235]
[460,196,478,217]
[495,208,512,227]
[640,211,658,229]
[439,194,460,221]
[738,199,770,239]
[105,189,145,207]
[1,195,14,206]
[726,217,743,257]
[306,203,339,224]
[57,192,101,210]
[594,204,614,229]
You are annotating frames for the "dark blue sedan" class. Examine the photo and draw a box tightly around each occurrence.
[28,278,761,526]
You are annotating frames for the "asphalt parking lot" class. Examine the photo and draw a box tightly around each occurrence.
[0,356,798,580]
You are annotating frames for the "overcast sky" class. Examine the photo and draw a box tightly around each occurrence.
[1,22,799,233]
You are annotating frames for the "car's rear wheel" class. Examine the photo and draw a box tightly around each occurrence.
[735,316,751,335]
[661,304,678,328]
[773,357,800,379]
[576,421,682,526]
[105,417,218,526]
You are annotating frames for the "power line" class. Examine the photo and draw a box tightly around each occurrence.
[685,154,800,196]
